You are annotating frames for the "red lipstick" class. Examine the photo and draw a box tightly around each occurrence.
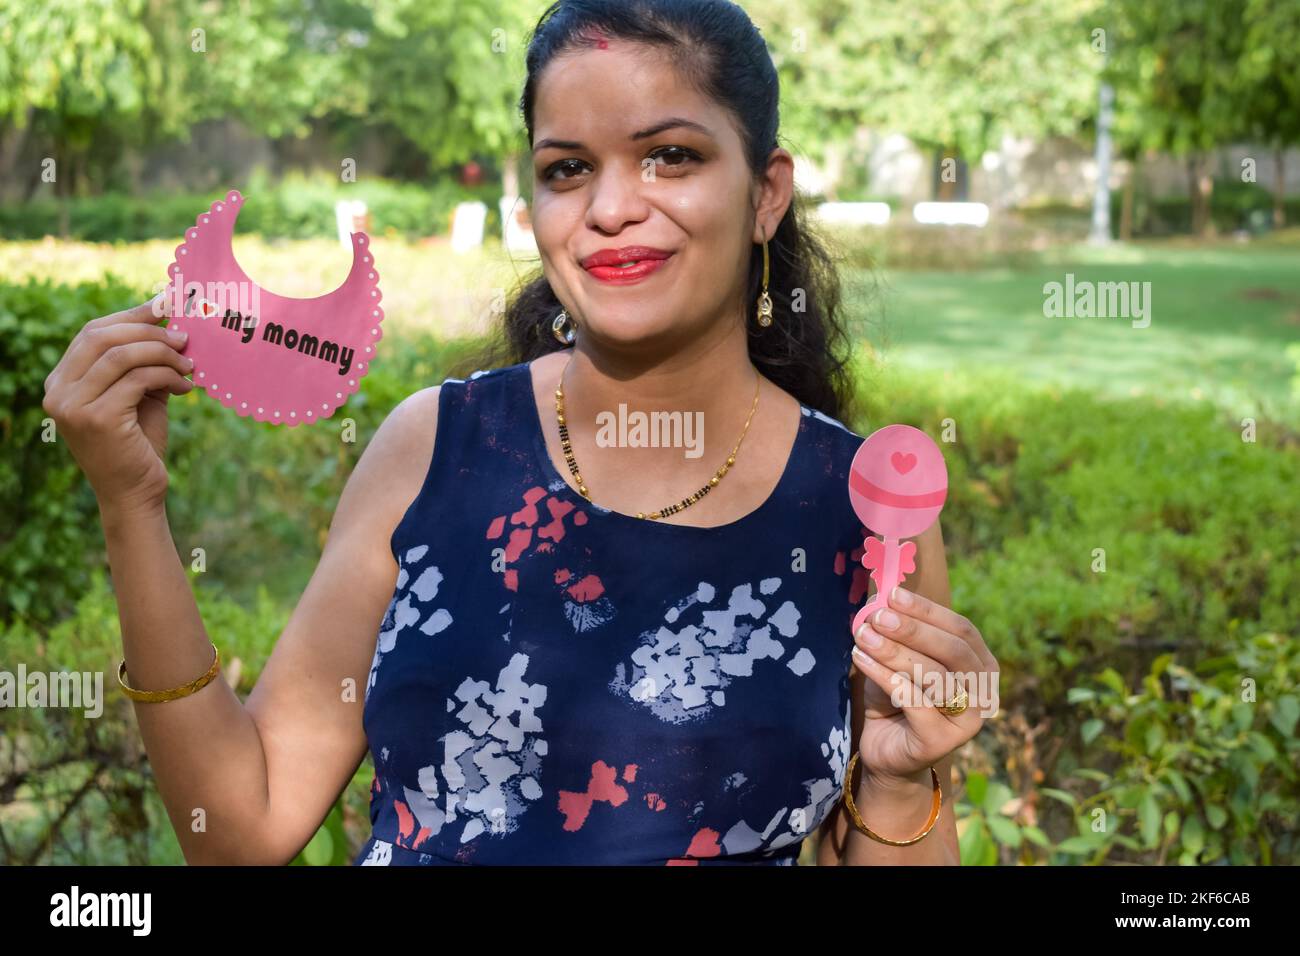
[581,246,674,285]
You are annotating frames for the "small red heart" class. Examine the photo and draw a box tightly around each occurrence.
[891,451,917,474]
[201,301,216,317]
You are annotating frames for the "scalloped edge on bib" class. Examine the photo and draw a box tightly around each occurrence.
[163,189,385,427]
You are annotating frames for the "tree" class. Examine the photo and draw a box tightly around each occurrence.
[1238,0,1300,227]
[1103,0,1252,237]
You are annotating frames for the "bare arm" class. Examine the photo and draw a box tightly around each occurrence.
[816,519,962,865]
[53,305,444,864]
[121,385,439,864]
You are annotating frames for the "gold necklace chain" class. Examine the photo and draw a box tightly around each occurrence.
[554,355,762,520]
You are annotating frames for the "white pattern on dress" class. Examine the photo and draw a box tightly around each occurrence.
[403,652,548,845]
[608,578,816,723]
[366,545,454,700]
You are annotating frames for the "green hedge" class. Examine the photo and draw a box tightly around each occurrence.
[0,277,141,624]
[858,362,1300,864]
[1110,178,1300,237]
[0,173,503,242]
[0,274,487,625]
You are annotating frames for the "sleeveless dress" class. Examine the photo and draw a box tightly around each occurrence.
[353,360,872,865]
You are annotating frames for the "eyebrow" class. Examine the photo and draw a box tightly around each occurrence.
[532,117,714,154]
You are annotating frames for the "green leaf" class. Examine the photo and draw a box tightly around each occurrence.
[1231,702,1254,733]
[965,771,988,806]
[1056,835,1101,855]
[1270,696,1299,737]
[1144,721,1165,754]
[1039,787,1078,809]
[1182,814,1205,857]
[987,814,1022,848]
[1021,825,1051,848]
[1163,769,1192,804]
[1247,731,1276,761]
[982,781,1014,818]
[1081,718,1105,745]
[1098,668,1128,696]
[1138,793,1160,846]
[958,816,992,865]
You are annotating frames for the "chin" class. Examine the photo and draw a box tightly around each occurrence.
[582,311,677,346]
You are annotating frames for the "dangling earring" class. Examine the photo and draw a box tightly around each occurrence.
[552,309,577,346]
[756,227,774,328]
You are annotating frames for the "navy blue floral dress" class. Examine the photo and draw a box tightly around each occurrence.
[353,361,872,865]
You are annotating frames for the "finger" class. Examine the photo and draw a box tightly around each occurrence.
[72,340,194,408]
[867,603,984,673]
[56,322,187,389]
[855,622,983,728]
[850,644,950,737]
[51,293,173,387]
[886,586,996,669]
[851,663,902,720]
[79,295,172,343]
[85,365,194,421]
[854,621,946,701]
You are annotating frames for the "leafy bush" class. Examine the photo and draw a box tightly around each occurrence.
[0,277,140,624]
[855,363,1300,864]
[0,273,488,624]
[1061,637,1299,864]
[1110,178,1300,237]
[0,567,376,864]
[0,172,502,243]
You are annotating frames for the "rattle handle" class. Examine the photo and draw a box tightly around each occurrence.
[850,535,908,637]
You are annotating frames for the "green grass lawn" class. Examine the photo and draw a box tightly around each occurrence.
[866,236,1300,426]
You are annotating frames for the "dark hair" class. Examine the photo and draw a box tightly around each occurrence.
[456,0,858,422]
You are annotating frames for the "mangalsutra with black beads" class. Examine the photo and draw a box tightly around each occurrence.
[554,355,761,520]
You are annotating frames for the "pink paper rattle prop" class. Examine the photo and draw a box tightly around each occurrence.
[162,189,384,426]
[847,424,948,638]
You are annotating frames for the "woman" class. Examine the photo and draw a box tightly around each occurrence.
[40,0,997,865]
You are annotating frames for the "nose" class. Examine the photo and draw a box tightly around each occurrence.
[584,162,651,234]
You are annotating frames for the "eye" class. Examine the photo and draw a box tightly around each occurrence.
[648,145,700,171]
[542,158,591,183]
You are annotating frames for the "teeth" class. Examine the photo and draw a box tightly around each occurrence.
[615,261,641,268]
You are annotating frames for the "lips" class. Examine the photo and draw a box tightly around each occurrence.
[581,246,672,269]
[581,246,674,284]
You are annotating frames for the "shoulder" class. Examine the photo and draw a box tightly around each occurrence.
[338,385,443,531]
[799,404,864,442]
[351,361,528,510]
[797,403,866,474]
[369,361,522,467]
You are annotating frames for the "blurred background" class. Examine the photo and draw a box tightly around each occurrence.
[1,0,1296,865]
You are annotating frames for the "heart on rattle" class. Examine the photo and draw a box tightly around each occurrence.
[849,424,947,539]
[890,451,917,474]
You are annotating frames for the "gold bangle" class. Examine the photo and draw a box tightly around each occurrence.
[842,751,942,846]
[118,642,221,702]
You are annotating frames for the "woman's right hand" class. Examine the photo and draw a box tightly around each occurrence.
[42,295,195,517]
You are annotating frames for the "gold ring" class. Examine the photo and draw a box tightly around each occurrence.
[938,684,968,717]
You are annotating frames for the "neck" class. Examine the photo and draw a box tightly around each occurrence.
[561,318,758,423]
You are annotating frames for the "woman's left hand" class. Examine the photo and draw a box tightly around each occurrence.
[850,584,999,785]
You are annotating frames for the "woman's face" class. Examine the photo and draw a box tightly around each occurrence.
[530,40,772,354]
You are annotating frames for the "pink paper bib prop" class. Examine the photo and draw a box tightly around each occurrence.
[163,189,384,426]
[847,424,948,636]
